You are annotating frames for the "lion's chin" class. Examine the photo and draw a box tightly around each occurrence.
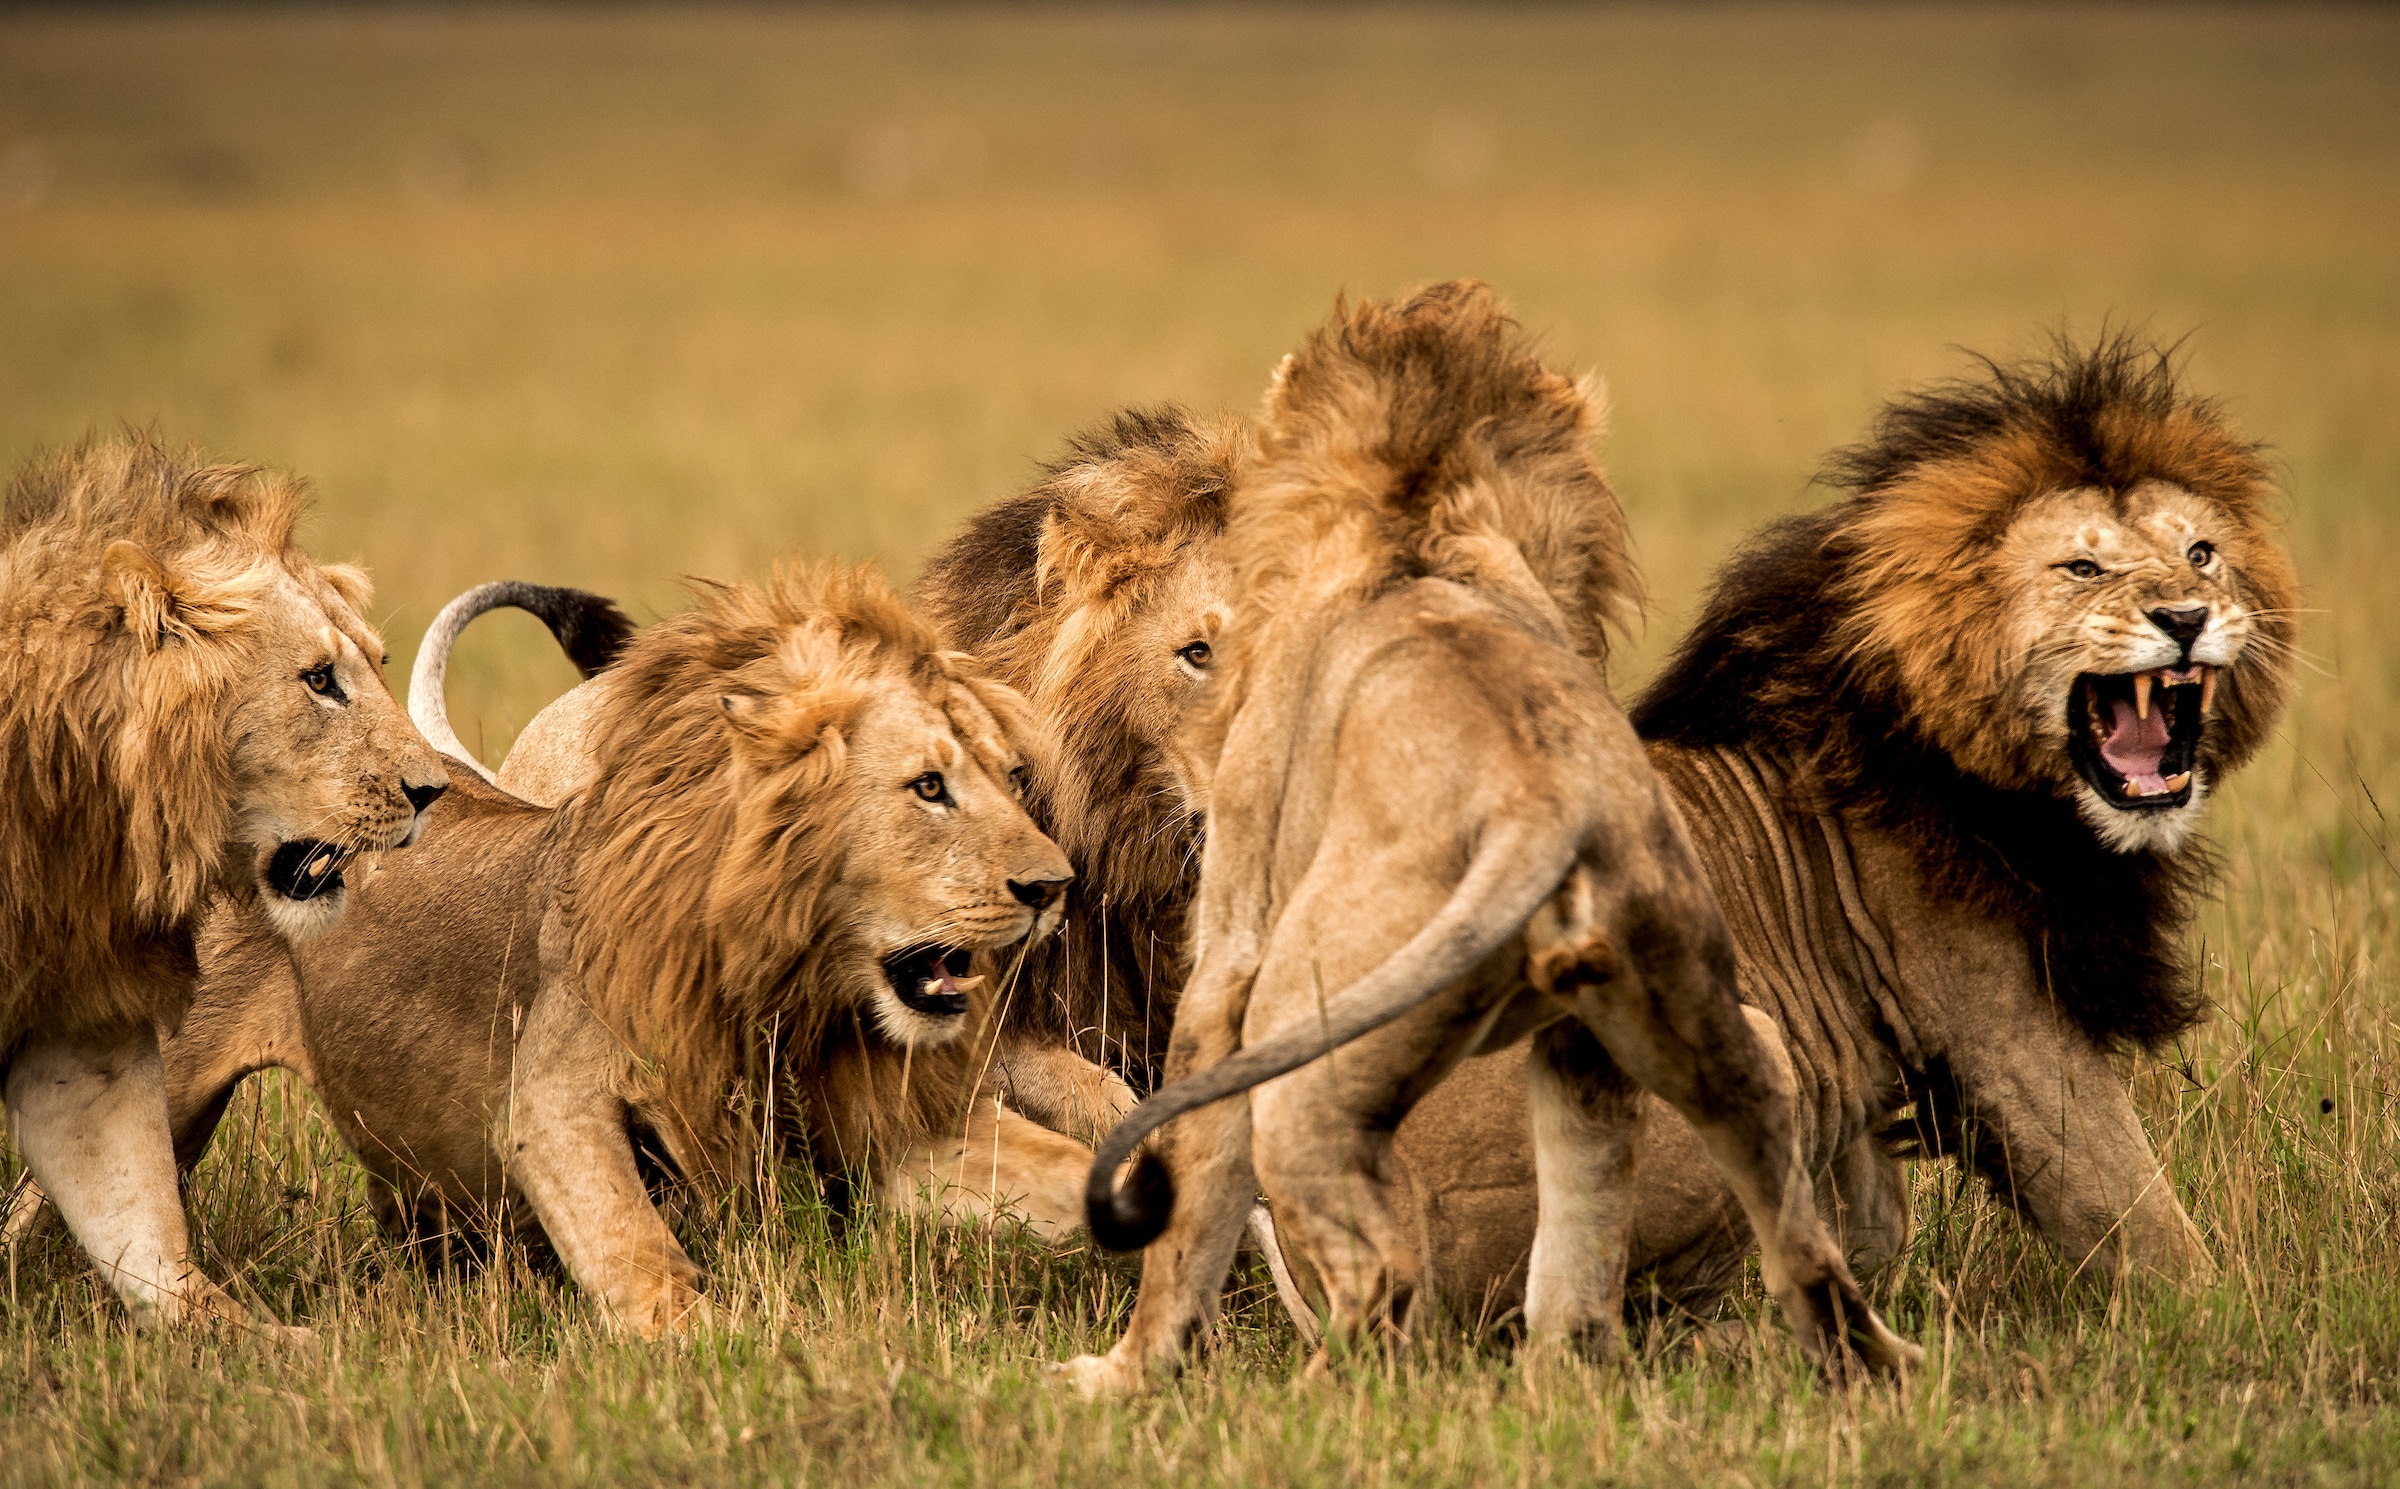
[2075,773,2209,855]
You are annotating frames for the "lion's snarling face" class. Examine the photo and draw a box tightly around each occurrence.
[2006,484,2263,850]
[1821,337,2298,856]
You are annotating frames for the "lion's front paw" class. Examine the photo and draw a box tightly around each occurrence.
[1048,1351,1147,1400]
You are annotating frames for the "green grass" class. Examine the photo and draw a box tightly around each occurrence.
[2,5,2397,1483]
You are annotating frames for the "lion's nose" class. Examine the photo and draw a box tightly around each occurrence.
[403,779,448,814]
[1008,875,1069,909]
[2146,605,2209,659]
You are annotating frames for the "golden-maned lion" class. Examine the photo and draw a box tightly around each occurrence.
[0,434,448,1332]
[1396,332,2298,1315]
[912,407,1245,1136]
[1063,283,1917,1394]
[154,564,1085,1333]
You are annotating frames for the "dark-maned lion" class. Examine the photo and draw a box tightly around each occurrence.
[913,407,1245,1136]
[1397,333,2299,1314]
[1062,283,1917,1393]
[154,564,1085,1334]
[0,435,448,1333]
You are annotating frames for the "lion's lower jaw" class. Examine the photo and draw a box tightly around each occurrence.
[257,882,351,945]
[868,993,975,1050]
[2075,774,2209,856]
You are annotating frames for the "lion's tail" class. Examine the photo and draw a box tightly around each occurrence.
[1085,816,1582,1251]
[406,580,635,782]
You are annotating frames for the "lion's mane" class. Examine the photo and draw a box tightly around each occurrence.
[917,406,1247,1080]
[1199,280,1640,763]
[0,434,350,1051]
[1634,334,2299,1049]
[559,563,1043,1190]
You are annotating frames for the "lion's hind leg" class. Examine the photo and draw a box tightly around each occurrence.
[1556,873,1919,1378]
[1520,1018,1643,1357]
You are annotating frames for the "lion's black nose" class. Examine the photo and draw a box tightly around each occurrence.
[2147,605,2209,659]
[403,780,448,814]
[1008,876,1068,909]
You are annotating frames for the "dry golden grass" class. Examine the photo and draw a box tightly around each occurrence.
[2,5,2396,1483]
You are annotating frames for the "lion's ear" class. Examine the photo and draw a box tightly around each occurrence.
[319,561,375,618]
[718,691,840,767]
[102,540,261,650]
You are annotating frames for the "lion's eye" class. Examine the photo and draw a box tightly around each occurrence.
[1177,640,1213,669]
[2188,541,2215,568]
[301,662,345,701]
[909,772,949,804]
[2062,559,2104,580]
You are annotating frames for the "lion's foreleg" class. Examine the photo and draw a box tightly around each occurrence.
[4,1024,266,1334]
[505,993,707,1338]
[885,1098,1095,1240]
[1521,1018,1643,1356]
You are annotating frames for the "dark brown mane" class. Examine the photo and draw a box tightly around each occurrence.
[1634,333,2294,1052]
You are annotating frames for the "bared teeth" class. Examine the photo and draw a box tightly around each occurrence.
[2200,665,2217,717]
[2124,778,2143,798]
[2134,671,2153,719]
[2163,771,2191,793]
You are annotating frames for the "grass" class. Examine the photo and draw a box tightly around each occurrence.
[2,5,2397,1483]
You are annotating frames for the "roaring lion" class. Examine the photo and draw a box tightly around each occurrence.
[0,434,448,1332]
[152,564,1086,1333]
[1393,332,2299,1316]
[1062,282,1916,1393]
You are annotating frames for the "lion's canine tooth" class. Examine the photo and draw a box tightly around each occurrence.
[2163,771,2191,793]
[2123,778,2144,799]
[950,975,985,996]
[2134,671,2153,720]
[2200,665,2217,717]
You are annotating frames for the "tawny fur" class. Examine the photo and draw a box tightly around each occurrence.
[560,565,1057,1188]
[0,435,396,1051]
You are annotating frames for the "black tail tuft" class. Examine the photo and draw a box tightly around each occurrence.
[511,585,635,678]
[1086,1149,1176,1253]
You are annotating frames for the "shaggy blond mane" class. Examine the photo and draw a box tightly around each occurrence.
[0,434,361,1050]
[560,562,1043,1187]
[1203,281,1639,761]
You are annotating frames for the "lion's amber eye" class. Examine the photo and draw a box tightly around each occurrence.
[1178,640,1212,669]
[301,662,344,701]
[910,772,948,803]
[2188,541,2215,568]
[2063,559,2103,580]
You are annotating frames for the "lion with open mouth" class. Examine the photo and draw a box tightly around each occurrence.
[1392,333,2299,1318]
[139,564,1086,1334]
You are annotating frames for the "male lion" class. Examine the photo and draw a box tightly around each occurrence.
[0,435,448,1332]
[913,406,1244,1137]
[1396,332,2299,1314]
[154,564,1084,1333]
[1062,282,1917,1394]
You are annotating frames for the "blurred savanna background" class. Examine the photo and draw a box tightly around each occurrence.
[3,6,2397,1485]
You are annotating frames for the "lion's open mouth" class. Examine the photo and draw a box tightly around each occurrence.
[264,840,352,902]
[883,945,982,1018]
[2067,665,2215,810]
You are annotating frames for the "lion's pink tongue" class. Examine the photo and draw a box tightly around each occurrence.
[2100,694,2171,793]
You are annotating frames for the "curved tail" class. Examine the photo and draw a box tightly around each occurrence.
[407,581,634,781]
[1086,818,1582,1251]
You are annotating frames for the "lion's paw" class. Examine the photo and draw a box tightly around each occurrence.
[1048,1352,1146,1400]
